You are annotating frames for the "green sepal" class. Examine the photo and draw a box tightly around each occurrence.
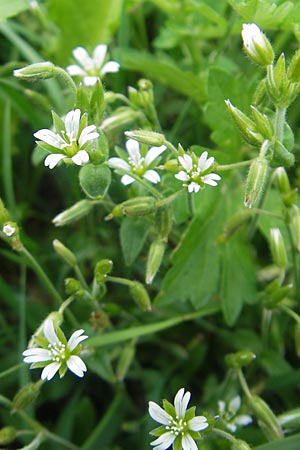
[189,430,201,439]
[59,363,67,378]
[56,327,67,346]
[149,426,166,437]
[271,140,295,168]
[79,163,111,199]
[30,361,48,369]
[185,406,196,421]
[163,399,176,417]
[76,83,89,114]
[79,112,89,135]
[51,110,65,134]
[173,436,181,450]
[114,146,128,160]
[90,78,105,123]
[35,141,63,155]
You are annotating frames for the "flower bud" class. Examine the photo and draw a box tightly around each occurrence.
[271,140,295,168]
[124,130,166,147]
[231,439,252,450]
[270,228,288,269]
[12,380,43,413]
[250,105,273,139]
[13,62,56,81]
[53,200,93,226]
[146,239,166,284]
[248,395,283,440]
[29,311,63,347]
[95,259,113,283]
[101,108,142,135]
[116,341,135,381]
[252,79,268,107]
[53,239,77,267]
[0,426,16,445]
[156,206,173,241]
[274,167,290,194]
[163,159,178,172]
[225,100,263,146]
[109,196,157,219]
[90,78,105,123]
[241,23,274,66]
[287,49,300,82]
[129,281,152,311]
[291,206,300,251]
[65,277,84,296]
[263,279,292,309]
[244,156,269,208]
[225,350,256,369]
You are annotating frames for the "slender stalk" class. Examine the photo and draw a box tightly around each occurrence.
[2,100,17,218]
[237,369,252,400]
[164,140,178,156]
[286,223,300,303]
[216,159,253,171]
[106,275,132,287]
[212,428,236,443]
[74,264,90,291]
[45,431,82,450]
[20,245,63,306]
[280,304,300,324]
[0,363,23,380]
[19,263,28,387]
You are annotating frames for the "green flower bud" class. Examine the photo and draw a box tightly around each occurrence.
[231,439,252,450]
[76,83,89,114]
[267,64,299,107]
[12,380,43,413]
[274,167,290,194]
[116,341,135,381]
[291,206,300,251]
[242,23,274,66]
[156,206,173,241]
[146,239,166,285]
[53,239,77,267]
[129,281,152,311]
[250,105,273,140]
[274,54,287,91]
[252,79,268,107]
[13,62,55,81]
[124,130,166,147]
[163,159,179,172]
[101,108,142,135]
[65,277,83,296]
[110,196,157,219]
[138,78,153,91]
[270,228,287,269]
[248,395,283,440]
[287,49,300,82]
[225,350,256,369]
[95,259,113,283]
[225,100,263,146]
[271,140,295,168]
[90,78,105,123]
[263,279,292,309]
[244,156,269,208]
[0,426,16,445]
[53,200,93,226]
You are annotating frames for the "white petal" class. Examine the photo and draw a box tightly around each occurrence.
[229,396,241,414]
[67,329,88,351]
[23,348,51,363]
[188,182,201,193]
[218,400,225,414]
[66,64,86,76]
[145,145,166,166]
[41,362,60,381]
[78,125,99,147]
[67,355,87,377]
[175,171,189,182]
[202,173,221,186]
[234,414,252,427]
[34,129,66,149]
[198,151,214,171]
[174,388,190,417]
[144,170,160,184]
[108,157,131,171]
[43,319,60,345]
[72,150,89,166]
[182,434,198,450]
[23,355,50,363]
[150,432,175,450]
[65,109,81,142]
[101,61,120,75]
[178,154,192,171]
[148,401,172,425]
[73,47,94,70]
[44,153,66,169]
[83,76,99,86]
[226,423,237,433]
[93,44,107,68]
[188,416,209,432]
[23,348,50,357]
[121,174,135,185]
[126,139,142,165]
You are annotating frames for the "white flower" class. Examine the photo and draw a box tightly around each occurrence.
[34,109,99,169]
[241,23,274,66]
[108,139,166,185]
[218,396,252,433]
[175,151,221,193]
[149,388,208,450]
[2,223,16,237]
[23,319,88,381]
[66,44,120,86]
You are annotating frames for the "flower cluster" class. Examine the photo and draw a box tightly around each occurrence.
[34,109,99,169]
[108,139,166,185]
[23,319,88,381]
[67,44,120,86]
[175,151,221,193]
[218,396,252,433]
[149,388,208,450]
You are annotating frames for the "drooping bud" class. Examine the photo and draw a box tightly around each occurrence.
[274,167,290,194]
[65,278,84,296]
[225,100,263,146]
[244,156,269,208]
[231,439,252,450]
[248,396,284,440]
[287,49,300,82]
[13,62,56,81]
[53,239,77,267]
[100,108,142,135]
[108,196,157,219]
[269,228,288,269]
[145,239,166,285]
[129,281,152,311]
[94,259,113,283]
[53,200,93,226]
[124,130,166,147]
[225,350,256,369]
[12,380,43,413]
[0,426,16,445]
[241,23,274,66]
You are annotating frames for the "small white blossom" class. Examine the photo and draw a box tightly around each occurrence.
[218,396,252,433]
[175,151,221,193]
[2,223,16,237]
[34,109,99,169]
[66,44,120,86]
[241,23,274,66]
[23,319,88,381]
[108,139,166,185]
[149,388,208,450]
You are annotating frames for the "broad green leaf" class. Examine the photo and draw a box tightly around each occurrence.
[0,0,28,21]
[79,164,111,199]
[254,433,300,450]
[120,217,150,266]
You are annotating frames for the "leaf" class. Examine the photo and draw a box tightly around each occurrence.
[0,0,28,21]
[254,433,300,450]
[79,164,111,199]
[120,217,150,266]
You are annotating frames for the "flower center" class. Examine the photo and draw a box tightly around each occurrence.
[166,417,188,437]
[48,342,66,363]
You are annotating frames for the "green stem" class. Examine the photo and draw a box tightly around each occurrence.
[45,431,82,450]
[54,66,77,106]
[216,159,253,171]
[0,363,23,380]
[212,428,236,443]
[280,304,300,324]
[286,223,300,303]
[19,263,28,387]
[156,190,184,207]
[106,275,132,287]
[74,264,90,291]
[2,100,17,218]
[164,140,178,156]
[20,245,63,306]
[237,369,252,400]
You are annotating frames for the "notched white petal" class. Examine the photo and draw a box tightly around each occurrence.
[148,401,172,425]
[188,416,209,431]
[101,61,120,75]
[41,362,60,381]
[67,329,88,351]
[67,355,87,377]
[44,153,66,169]
[72,150,89,166]
[43,319,60,344]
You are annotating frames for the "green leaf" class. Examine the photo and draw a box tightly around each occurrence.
[120,217,150,266]
[79,164,111,199]
[0,0,28,21]
[254,433,300,450]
